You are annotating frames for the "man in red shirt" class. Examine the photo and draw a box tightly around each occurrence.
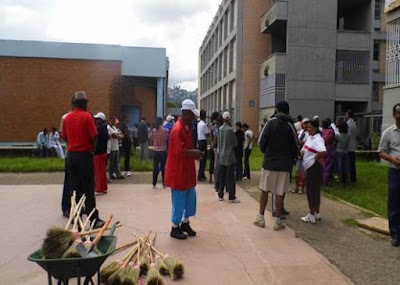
[62,91,104,228]
[165,99,204,239]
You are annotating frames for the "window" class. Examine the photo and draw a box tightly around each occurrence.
[336,50,369,83]
[386,19,400,86]
[373,40,380,61]
[372,82,379,102]
[375,0,382,20]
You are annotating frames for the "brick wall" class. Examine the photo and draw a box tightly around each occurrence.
[241,0,270,131]
[0,57,121,142]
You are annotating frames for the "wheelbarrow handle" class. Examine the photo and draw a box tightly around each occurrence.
[92,215,113,246]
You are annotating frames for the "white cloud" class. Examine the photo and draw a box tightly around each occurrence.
[0,0,221,91]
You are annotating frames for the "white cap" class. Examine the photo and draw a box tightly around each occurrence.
[94,112,106,121]
[166,115,174,122]
[313,115,319,120]
[181,99,200,117]
[222,111,230,120]
[302,117,310,123]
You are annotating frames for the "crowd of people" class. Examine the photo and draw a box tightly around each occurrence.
[52,90,400,247]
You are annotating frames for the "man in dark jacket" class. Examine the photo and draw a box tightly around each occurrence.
[253,101,298,230]
[137,117,149,161]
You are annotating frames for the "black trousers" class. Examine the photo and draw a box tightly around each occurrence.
[348,151,356,182]
[306,161,323,211]
[197,140,208,179]
[243,148,252,179]
[67,152,98,220]
[218,164,236,200]
[153,150,167,186]
[209,148,215,175]
[122,143,131,172]
[235,155,243,180]
[61,158,71,213]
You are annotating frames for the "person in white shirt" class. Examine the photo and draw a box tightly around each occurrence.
[242,123,253,180]
[107,117,125,180]
[197,110,209,181]
[292,118,309,194]
[300,119,327,224]
[49,127,65,158]
[346,109,357,182]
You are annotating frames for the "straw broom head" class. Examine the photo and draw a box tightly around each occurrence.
[61,238,83,258]
[108,265,130,285]
[41,226,74,259]
[121,262,140,285]
[154,255,168,276]
[163,255,184,280]
[145,263,164,285]
[100,260,124,283]
[140,255,150,275]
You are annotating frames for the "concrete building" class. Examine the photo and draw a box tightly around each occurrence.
[260,0,386,142]
[0,40,168,143]
[198,0,269,131]
[200,0,386,142]
[383,0,400,130]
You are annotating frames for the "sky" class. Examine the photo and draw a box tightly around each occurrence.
[0,0,221,91]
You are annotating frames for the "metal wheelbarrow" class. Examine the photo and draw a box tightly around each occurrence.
[28,235,117,285]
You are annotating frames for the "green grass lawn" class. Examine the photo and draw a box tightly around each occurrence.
[323,160,388,218]
[0,148,389,218]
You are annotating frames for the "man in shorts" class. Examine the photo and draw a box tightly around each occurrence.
[253,101,298,230]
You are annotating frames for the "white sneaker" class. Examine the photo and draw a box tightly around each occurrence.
[253,219,266,228]
[125,171,132,177]
[314,212,321,221]
[301,213,316,224]
[228,199,240,203]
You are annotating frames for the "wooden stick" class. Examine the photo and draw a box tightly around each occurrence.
[78,222,121,236]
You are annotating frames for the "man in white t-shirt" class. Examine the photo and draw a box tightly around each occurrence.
[107,117,124,180]
[197,110,209,181]
[242,123,253,180]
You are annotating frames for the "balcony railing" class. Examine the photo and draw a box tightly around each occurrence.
[260,0,288,33]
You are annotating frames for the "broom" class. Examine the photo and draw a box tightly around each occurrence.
[107,241,140,285]
[145,249,164,285]
[41,194,85,258]
[62,202,87,258]
[121,261,141,285]
[150,247,184,280]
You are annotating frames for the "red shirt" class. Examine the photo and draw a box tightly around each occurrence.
[165,118,196,190]
[62,107,98,152]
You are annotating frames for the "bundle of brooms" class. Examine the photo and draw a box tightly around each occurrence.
[100,232,184,285]
[41,192,121,259]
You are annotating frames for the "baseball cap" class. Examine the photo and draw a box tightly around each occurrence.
[313,115,319,120]
[276,100,289,114]
[94,112,106,121]
[302,117,310,123]
[73,91,89,102]
[166,115,174,122]
[222,111,230,120]
[181,99,200,117]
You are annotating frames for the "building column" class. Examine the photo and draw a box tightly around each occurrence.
[157,78,164,118]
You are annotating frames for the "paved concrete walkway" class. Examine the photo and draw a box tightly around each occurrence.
[0,183,352,285]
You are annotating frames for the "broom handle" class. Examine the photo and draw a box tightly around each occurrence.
[114,240,139,253]
[80,208,96,233]
[78,222,121,236]
[91,215,113,246]
[65,191,77,229]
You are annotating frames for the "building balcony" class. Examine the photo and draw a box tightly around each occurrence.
[259,53,286,108]
[337,31,371,51]
[260,53,286,78]
[260,0,288,34]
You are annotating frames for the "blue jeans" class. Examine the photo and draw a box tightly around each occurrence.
[388,168,400,237]
[171,187,197,225]
[152,150,166,186]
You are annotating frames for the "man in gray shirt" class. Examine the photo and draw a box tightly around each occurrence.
[218,111,239,203]
[378,103,400,247]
